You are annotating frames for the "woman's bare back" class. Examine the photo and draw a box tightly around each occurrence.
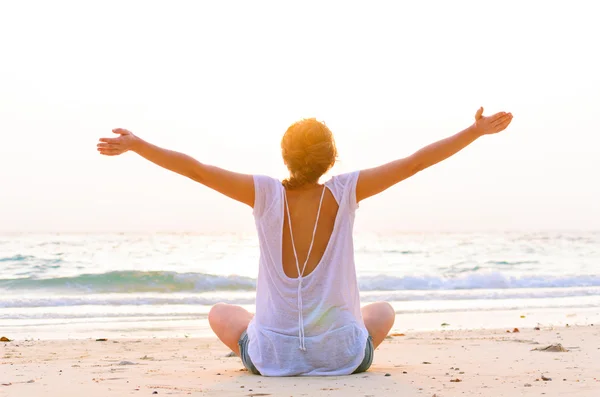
[282,184,339,279]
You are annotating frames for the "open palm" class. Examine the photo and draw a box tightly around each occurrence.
[97,128,137,156]
[474,107,513,135]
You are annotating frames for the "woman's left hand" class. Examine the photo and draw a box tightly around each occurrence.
[97,128,139,156]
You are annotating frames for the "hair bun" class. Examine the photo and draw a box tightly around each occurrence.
[281,118,338,190]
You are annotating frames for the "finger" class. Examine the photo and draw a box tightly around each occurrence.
[112,128,131,135]
[491,111,507,119]
[475,107,483,120]
[96,143,119,149]
[97,146,120,151]
[492,113,510,122]
[488,112,508,123]
[491,113,512,126]
[97,148,122,155]
[492,116,513,130]
[99,137,120,144]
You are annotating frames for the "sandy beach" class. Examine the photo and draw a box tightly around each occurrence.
[2,325,599,397]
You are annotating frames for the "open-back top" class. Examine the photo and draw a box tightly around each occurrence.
[247,171,368,376]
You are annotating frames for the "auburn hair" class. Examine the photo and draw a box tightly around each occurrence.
[281,118,338,189]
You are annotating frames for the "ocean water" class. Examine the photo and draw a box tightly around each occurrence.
[1,232,599,339]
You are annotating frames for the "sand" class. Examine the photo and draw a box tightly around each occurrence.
[2,325,599,397]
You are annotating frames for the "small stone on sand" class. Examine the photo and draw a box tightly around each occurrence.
[532,344,569,352]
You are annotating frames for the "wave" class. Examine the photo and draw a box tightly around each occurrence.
[358,273,600,290]
[356,249,422,255]
[484,260,540,266]
[0,254,36,262]
[1,288,599,309]
[2,270,600,294]
[4,303,600,320]
[0,295,254,308]
[0,271,256,293]
[0,254,64,274]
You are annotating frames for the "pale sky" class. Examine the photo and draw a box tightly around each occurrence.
[1,0,599,233]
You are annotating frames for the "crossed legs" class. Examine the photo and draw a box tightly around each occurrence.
[208,301,396,355]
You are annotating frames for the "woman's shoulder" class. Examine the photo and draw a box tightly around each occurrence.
[325,171,360,208]
[253,175,283,217]
[254,174,283,186]
[325,171,360,190]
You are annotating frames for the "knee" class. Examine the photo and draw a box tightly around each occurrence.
[208,302,229,329]
[382,301,395,317]
[369,301,395,326]
[368,301,394,316]
[362,301,395,324]
[380,301,395,323]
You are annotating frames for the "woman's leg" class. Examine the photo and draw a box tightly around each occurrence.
[361,301,396,348]
[208,303,254,355]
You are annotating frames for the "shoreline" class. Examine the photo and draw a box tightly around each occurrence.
[2,325,599,396]
[3,305,599,341]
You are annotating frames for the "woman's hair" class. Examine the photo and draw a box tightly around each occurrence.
[281,118,338,189]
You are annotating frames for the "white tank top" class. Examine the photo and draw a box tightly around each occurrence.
[247,171,368,376]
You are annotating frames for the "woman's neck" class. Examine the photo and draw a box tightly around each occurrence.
[286,182,321,191]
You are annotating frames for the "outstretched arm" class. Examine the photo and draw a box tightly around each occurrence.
[97,129,254,207]
[356,107,513,202]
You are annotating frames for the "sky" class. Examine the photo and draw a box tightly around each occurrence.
[1,0,599,233]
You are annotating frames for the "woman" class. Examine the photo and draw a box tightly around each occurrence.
[97,107,513,376]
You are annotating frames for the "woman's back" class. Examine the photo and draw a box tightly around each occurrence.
[247,171,369,376]
[281,183,338,278]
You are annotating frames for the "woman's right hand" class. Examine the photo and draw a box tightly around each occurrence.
[472,107,513,136]
[97,128,139,156]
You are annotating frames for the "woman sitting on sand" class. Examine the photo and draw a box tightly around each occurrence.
[97,107,512,376]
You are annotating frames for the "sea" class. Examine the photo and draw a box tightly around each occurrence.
[1,232,599,340]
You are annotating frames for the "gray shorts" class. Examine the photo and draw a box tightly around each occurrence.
[238,331,374,375]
